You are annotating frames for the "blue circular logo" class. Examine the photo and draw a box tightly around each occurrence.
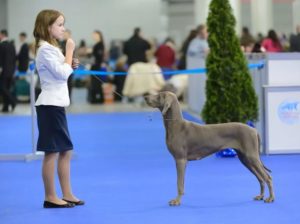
[278,100,300,125]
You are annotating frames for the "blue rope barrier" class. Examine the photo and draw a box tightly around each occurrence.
[15,62,36,77]
[15,61,265,77]
[73,62,265,76]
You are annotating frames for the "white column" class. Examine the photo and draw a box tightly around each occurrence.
[251,0,273,36]
[293,0,300,31]
[194,0,211,25]
[159,0,169,43]
[194,0,241,34]
[229,0,242,34]
[0,0,7,29]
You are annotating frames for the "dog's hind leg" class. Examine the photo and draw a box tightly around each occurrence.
[253,162,275,203]
[236,151,265,201]
[253,134,275,202]
[169,159,187,206]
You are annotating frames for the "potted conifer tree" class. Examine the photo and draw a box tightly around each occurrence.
[202,0,259,156]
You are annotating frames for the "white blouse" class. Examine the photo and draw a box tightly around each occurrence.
[35,41,73,107]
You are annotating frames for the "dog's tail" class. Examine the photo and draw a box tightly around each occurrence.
[263,165,272,173]
[257,133,272,173]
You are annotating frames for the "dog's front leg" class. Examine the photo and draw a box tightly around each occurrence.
[169,159,187,206]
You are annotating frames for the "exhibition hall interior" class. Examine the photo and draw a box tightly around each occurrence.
[0,0,300,223]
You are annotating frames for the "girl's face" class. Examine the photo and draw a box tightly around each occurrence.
[49,15,65,40]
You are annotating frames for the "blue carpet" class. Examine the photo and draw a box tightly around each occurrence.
[0,112,300,224]
[0,115,32,154]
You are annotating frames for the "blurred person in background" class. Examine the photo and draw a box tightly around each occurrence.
[0,29,17,113]
[256,33,264,44]
[177,29,197,70]
[91,30,106,69]
[76,40,88,59]
[123,27,151,66]
[75,39,90,68]
[112,56,127,102]
[279,33,289,51]
[109,40,122,70]
[240,27,255,50]
[155,37,176,80]
[88,30,106,103]
[261,30,283,52]
[289,25,300,52]
[17,32,29,73]
[186,24,209,68]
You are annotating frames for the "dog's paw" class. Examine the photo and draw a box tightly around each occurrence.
[264,197,275,203]
[169,199,181,206]
[254,195,264,201]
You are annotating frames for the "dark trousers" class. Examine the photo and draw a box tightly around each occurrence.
[0,76,15,110]
[113,75,126,102]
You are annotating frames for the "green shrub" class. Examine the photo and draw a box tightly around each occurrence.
[202,0,258,124]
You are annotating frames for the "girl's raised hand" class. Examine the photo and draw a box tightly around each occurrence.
[66,38,75,52]
[72,58,79,69]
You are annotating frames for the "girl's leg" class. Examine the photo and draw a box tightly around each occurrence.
[42,152,67,204]
[58,150,79,201]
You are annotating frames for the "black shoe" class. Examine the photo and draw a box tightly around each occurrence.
[62,198,85,206]
[43,200,75,208]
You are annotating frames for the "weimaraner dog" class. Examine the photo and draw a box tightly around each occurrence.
[144,91,274,206]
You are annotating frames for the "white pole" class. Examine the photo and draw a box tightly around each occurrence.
[29,61,36,154]
[251,0,273,36]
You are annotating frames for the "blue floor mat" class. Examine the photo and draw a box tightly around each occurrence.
[0,112,300,224]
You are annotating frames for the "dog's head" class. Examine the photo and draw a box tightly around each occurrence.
[144,91,176,115]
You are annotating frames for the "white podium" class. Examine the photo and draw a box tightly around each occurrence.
[264,54,300,154]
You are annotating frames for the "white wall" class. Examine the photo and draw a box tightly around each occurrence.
[273,2,293,36]
[4,0,299,46]
[240,0,251,32]
[168,1,194,45]
[0,0,7,30]
[7,0,164,45]
[293,0,300,32]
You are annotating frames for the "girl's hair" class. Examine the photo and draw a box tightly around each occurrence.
[33,9,64,54]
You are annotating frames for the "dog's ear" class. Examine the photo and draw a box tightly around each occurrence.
[162,98,172,115]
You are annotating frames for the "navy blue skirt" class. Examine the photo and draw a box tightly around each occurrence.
[36,105,73,153]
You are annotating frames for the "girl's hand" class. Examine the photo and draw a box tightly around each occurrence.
[66,38,75,53]
[72,58,79,69]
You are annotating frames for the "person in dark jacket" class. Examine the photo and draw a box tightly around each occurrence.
[177,29,197,70]
[17,32,29,73]
[88,30,106,103]
[290,25,300,52]
[91,30,105,69]
[0,29,17,112]
[123,27,151,66]
[112,56,127,102]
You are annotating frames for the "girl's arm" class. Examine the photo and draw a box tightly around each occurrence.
[65,38,75,66]
[38,44,73,80]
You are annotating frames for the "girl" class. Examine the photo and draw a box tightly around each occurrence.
[33,9,84,208]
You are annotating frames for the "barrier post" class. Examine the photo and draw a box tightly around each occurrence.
[0,62,43,161]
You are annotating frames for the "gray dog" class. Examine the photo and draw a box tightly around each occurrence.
[144,91,274,206]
